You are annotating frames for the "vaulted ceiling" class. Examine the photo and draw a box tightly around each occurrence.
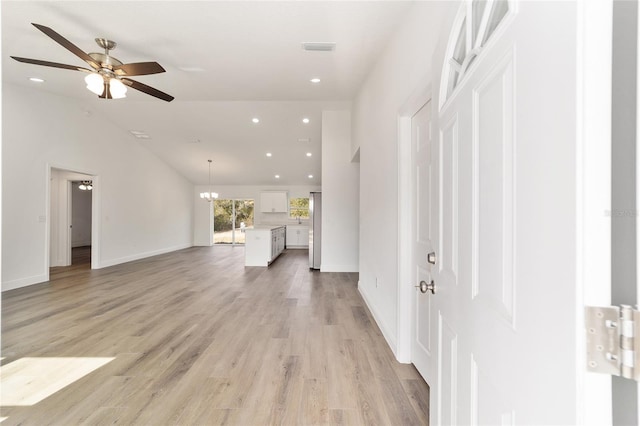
[2,1,414,185]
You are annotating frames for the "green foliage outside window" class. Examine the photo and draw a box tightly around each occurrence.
[290,197,309,219]
[214,199,254,232]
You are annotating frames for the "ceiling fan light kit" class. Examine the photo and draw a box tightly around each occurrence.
[108,78,127,99]
[78,180,93,191]
[11,23,174,102]
[84,73,104,95]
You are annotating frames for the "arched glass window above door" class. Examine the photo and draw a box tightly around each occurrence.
[440,0,512,109]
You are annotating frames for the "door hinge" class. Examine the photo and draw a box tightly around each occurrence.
[586,305,640,381]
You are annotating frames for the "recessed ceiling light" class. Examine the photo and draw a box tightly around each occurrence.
[302,118,310,124]
[308,174,313,179]
[266,152,272,157]
[275,175,280,179]
[29,77,45,83]
[306,152,312,157]
[310,78,321,84]
[252,118,260,124]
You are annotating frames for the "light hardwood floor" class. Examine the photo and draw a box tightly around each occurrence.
[1,247,429,425]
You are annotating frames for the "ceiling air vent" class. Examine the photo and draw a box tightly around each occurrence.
[302,42,336,52]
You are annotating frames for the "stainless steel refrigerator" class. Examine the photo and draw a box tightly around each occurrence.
[309,192,322,269]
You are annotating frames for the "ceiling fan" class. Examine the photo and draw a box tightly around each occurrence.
[11,23,174,102]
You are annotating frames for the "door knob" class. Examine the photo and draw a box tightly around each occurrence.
[416,280,436,294]
[427,252,437,265]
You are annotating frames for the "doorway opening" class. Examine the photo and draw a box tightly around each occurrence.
[70,180,93,268]
[49,168,95,272]
[213,199,254,245]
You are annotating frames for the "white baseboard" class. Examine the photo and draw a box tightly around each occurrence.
[3,243,193,292]
[357,281,398,357]
[2,272,49,292]
[96,243,193,269]
[320,263,359,272]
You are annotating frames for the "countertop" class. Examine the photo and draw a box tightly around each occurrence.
[245,225,286,231]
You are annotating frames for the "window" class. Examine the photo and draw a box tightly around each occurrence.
[440,0,511,107]
[214,199,254,244]
[289,197,309,219]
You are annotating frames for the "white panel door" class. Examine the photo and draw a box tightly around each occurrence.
[411,101,436,385]
[422,1,599,424]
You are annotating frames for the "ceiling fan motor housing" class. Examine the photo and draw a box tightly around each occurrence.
[88,52,123,70]
[89,38,122,70]
[95,38,116,51]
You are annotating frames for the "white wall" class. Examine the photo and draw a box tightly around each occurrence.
[72,183,92,247]
[193,191,214,246]
[2,84,194,291]
[352,1,453,354]
[321,110,359,272]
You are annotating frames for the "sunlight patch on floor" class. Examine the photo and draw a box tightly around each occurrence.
[0,357,114,406]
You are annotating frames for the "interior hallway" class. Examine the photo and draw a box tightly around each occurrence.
[1,247,429,425]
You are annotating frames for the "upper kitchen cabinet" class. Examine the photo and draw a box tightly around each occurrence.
[260,191,288,213]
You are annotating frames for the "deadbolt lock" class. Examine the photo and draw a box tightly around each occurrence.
[427,252,437,265]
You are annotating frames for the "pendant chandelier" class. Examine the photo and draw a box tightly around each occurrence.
[199,159,218,202]
[78,180,93,191]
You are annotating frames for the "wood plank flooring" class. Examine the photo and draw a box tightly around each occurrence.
[1,247,429,425]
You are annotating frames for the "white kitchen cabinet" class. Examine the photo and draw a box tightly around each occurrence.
[260,191,288,213]
[271,227,286,258]
[286,225,309,249]
[245,226,286,266]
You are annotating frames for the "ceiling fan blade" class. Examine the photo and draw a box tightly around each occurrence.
[121,78,174,102]
[31,23,101,69]
[11,56,93,72]
[113,62,166,76]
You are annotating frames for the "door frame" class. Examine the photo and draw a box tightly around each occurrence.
[577,0,614,423]
[397,83,433,363]
[46,164,101,277]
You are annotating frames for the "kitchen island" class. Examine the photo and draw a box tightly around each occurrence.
[244,225,286,266]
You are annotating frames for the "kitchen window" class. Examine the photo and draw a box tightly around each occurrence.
[289,197,309,219]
